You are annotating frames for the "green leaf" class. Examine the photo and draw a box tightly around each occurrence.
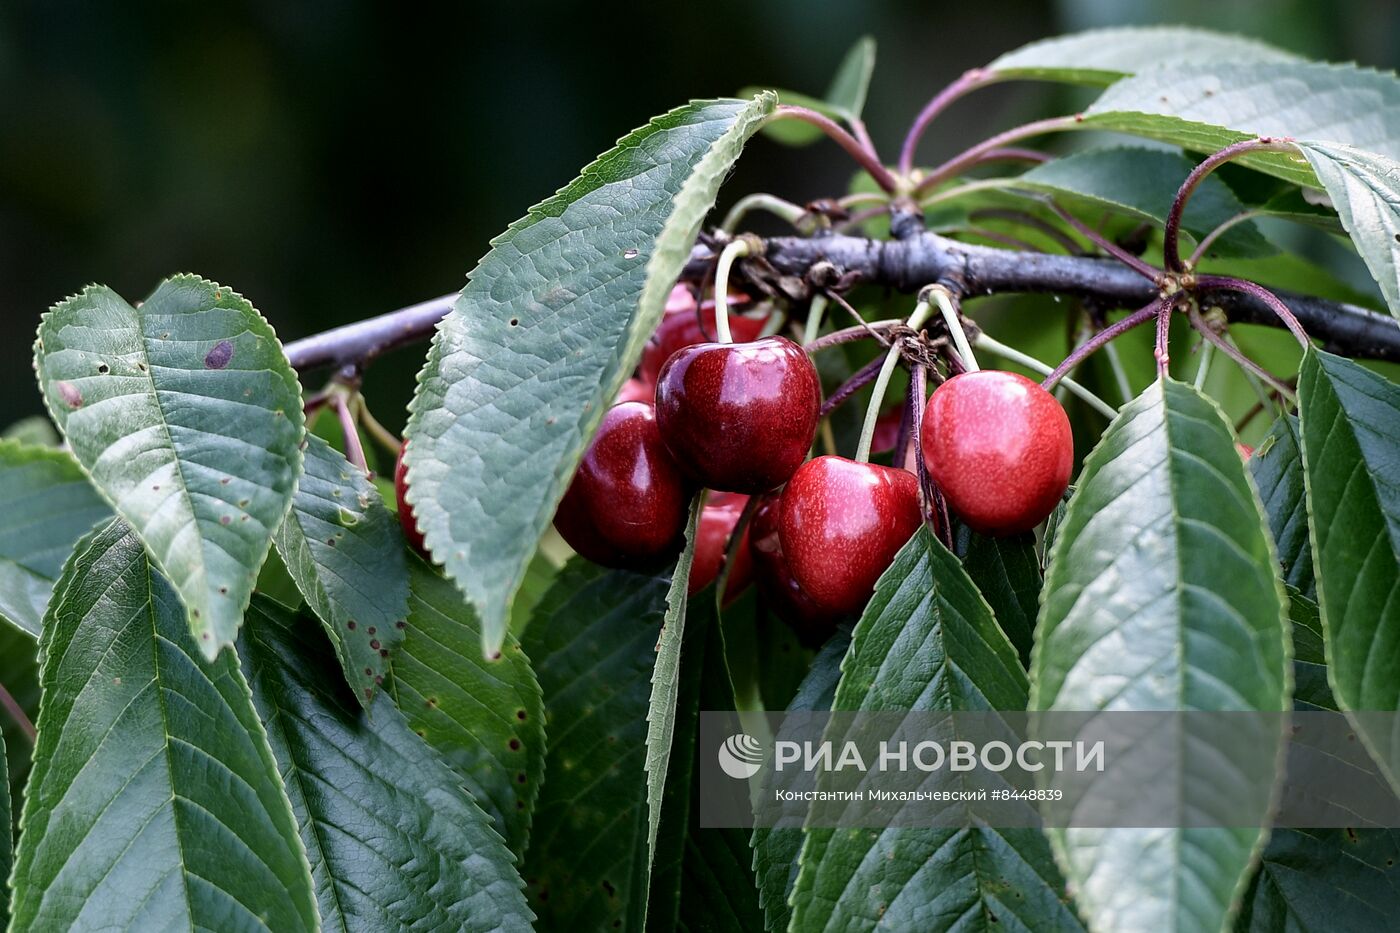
[240,595,533,932]
[791,529,1082,933]
[1033,379,1291,933]
[1287,588,1337,711]
[1237,828,1400,931]
[1013,146,1273,258]
[1298,349,1400,788]
[643,494,703,905]
[404,95,773,658]
[390,557,544,857]
[986,26,1298,85]
[1299,142,1400,322]
[274,434,409,705]
[521,560,671,929]
[1,730,9,927]
[1249,416,1315,598]
[955,525,1041,666]
[741,36,875,147]
[0,439,110,637]
[33,276,305,658]
[1,415,59,447]
[1084,62,1400,187]
[751,631,849,933]
[10,520,316,931]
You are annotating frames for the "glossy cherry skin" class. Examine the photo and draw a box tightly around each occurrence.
[688,491,753,603]
[553,401,691,567]
[749,492,843,645]
[639,287,764,384]
[394,445,428,556]
[778,456,923,618]
[655,336,820,494]
[921,370,1073,537]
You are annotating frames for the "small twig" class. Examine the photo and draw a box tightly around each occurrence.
[913,115,1079,196]
[1186,304,1298,400]
[1164,137,1295,272]
[773,105,899,193]
[0,680,35,742]
[803,320,900,354]
[1041,299,1163,390]
[819,355,887,419]
[331,393,370,473]
[899,68,999,175]
[1193,274,1311,348]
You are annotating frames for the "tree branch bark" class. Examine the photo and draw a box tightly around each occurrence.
[282,230,1400,371]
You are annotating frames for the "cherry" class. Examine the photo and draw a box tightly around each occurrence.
[639,286,765,385]
[778,456,922,618]
[394,444,428,556]
[921,370,1072,536]
[870,406,904,457]
[749,492,843,645]
[553,401,691,567]
[688,491,753,603]
[655,336,820,494]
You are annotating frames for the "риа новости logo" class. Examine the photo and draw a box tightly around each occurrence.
[718,733,764,779]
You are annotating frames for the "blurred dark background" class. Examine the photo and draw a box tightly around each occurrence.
[2,0,1396,436]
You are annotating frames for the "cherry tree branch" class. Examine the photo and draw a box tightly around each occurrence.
[280,230,1400,374]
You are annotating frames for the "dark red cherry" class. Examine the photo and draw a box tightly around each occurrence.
[749,492,843,645]
[870,406,904,456]
[688,491,753,603]
[639,287,765,384]
[553,401,691,567]
[921,370,1072,536]
[655,336,820,494]
[394,445,428,556]
[778,456,922,618]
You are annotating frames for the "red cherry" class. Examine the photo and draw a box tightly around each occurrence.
[553,401,691,567]
[394,445,428,556]
[639,289,765,384]
[870,407,904,456]
[778,456,923,618]
[688,492,753,603]
[655,336,820,494]
[749,492,843,645]
[921,370,1072,536]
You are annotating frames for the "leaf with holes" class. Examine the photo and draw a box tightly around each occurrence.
[1033,379,1290,933]
[390,557,544,857]
[1012,146,1273,258]
[0,440,110,637]
[404,95,773,658]
[521,560,671,929]
[751,631,849,933]
[1298,349,1400,790]
[34,276,304,658]
[240,595,533,932]
[9,520,316,931]
[986,26,1297,84]
[791,528,1083,933]
[275,433,409,705]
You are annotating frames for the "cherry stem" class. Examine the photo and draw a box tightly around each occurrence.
[976,333,1118,420]
[819,355,886,420]
[1188,210,1264,267]
[1154,300,1175,378]
[1185,303,1299,400]
[720,193,807,234]
[802,294,829,344]
[1041,299,1163,391]
[1194,339,1215,391]
[857,299,935,463]
[772,105,899,194]
[909,362,953,548]
[0,680,34,742]
[1193,274,1311,348]
[1164,137,1295,272]
[331,393,370,473]
[929,286,978,372]
[898,68,998,176]
[803,320,900,354]
[355,396,405,457]
[1047,202,1160,280]
[912,115,1079,197]
[712,240,750,344]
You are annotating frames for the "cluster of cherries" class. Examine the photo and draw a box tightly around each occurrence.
[546,285,1075,644]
